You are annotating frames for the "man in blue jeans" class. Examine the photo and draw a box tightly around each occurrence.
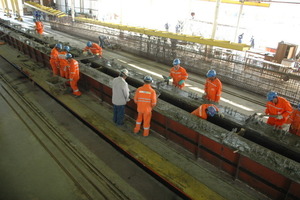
[112,69,130,126]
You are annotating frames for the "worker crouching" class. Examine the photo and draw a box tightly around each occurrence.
[265,91,292,129]
[168,58,188,89]
[83,41,102,57]
[66,53,82,97]
[134,75,157,137]
[191,104,220,120]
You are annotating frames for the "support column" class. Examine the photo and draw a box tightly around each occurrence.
[234,2,244,43]
[71,0,75,22]
[211,0,221,39]
[13,0,23,20]
[2,0,10,16]
[80,0,84,13]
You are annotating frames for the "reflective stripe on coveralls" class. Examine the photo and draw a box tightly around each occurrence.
[83,43,102,56]
[35,21,44,34]
[58,51,68,78]
[204,78,222,102]
[134,84,157,136]
[265,96,293,127]
[191,104,219,120]
[169,66,188,89]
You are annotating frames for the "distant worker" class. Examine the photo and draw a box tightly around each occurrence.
[83,41,102,57]
[66,53,82,97]
[203,69,222,103]
[288,103,300,136]
[191,104,219,120]
[250,36,255,48]
[49,43,62,76]
[34,19,44,35]
[58,46,70,78]
[265,91,293,129]
[112,69,130,126]
[34,10,42,21]
[133,75,157,137]
[238,33,244,43]
[168,58,188,89]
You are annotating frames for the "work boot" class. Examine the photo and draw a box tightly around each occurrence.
[133,126,140,134]
[143,129,149,137]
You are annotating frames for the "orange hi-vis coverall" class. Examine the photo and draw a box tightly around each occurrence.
[134,84,157,136]
[265,96,293,127]
[289,109,300,136]
[169,66,188,89]
[58,51,68,78]
[204,78,222,102]
[68,58,81,96]
[191,104,219,120]
[50,47,59,76]
[35,21,44,34]
[83,43,102,56]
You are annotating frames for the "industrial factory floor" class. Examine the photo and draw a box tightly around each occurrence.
[0,40,270,199]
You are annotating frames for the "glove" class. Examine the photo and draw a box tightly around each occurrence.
[168,76,172,80]
[276,115,283,120]
[217,113,224,118]
[178,80,185,85]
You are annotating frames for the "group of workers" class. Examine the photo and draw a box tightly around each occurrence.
[112,57,300,137]
[49,41,102,97]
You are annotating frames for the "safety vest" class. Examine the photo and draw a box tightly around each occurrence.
[205,78,222,102]
[191,104,219,120]
[169,66,188,85]
[134,84,156,113]
[83,43,102,55]
[69,59,79,80]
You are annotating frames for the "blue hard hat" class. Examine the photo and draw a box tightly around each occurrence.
[66,53,72,59]
[206,69,216,78]
[144,75,153,83]
[87,41,92,47]
[55,43,62,49]
[173,58,180,66]
[207,106,217,117]
[267,91,278,101]
[64,46,70,52]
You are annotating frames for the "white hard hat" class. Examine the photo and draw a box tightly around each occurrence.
[120,69,129,76]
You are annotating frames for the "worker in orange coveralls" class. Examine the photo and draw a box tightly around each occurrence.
[58,46,70,78]
[203,69,222,103]
[49,43,62,76]
[66,53,82,97]
[289,103,300,136]
[191,104,219,120]
[168,58,188,89]
[83,41,102,57]
[133,75,157,137]
[265,91,293,129]
[34,19,44,35]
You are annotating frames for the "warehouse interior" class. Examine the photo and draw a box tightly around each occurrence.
[0,0,300,200]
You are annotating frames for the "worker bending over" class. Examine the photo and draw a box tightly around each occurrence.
[58,46,70,78]
[203,69,222,103]
[265,91,293,129]
[289,103,300,136]
[66,53,82,97]
[34,19,44,35]
[83,41,102,57]
[50,43,62,76]
[134,75,157,137]
[168,58,188,89]
[191,104,219,120]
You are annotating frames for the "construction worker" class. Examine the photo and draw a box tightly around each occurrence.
[168,58,188,89]
[58,46,70,78]
[265,91,293,129]
[133,75,157,137]
[34,19,44,35]
[112,69,130,126]
[191,104,219,120]
[49,43,62,76]
[83,41,102,57]
[203,69,222,103]
[289,104,300,136]
[66,53,82,97]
